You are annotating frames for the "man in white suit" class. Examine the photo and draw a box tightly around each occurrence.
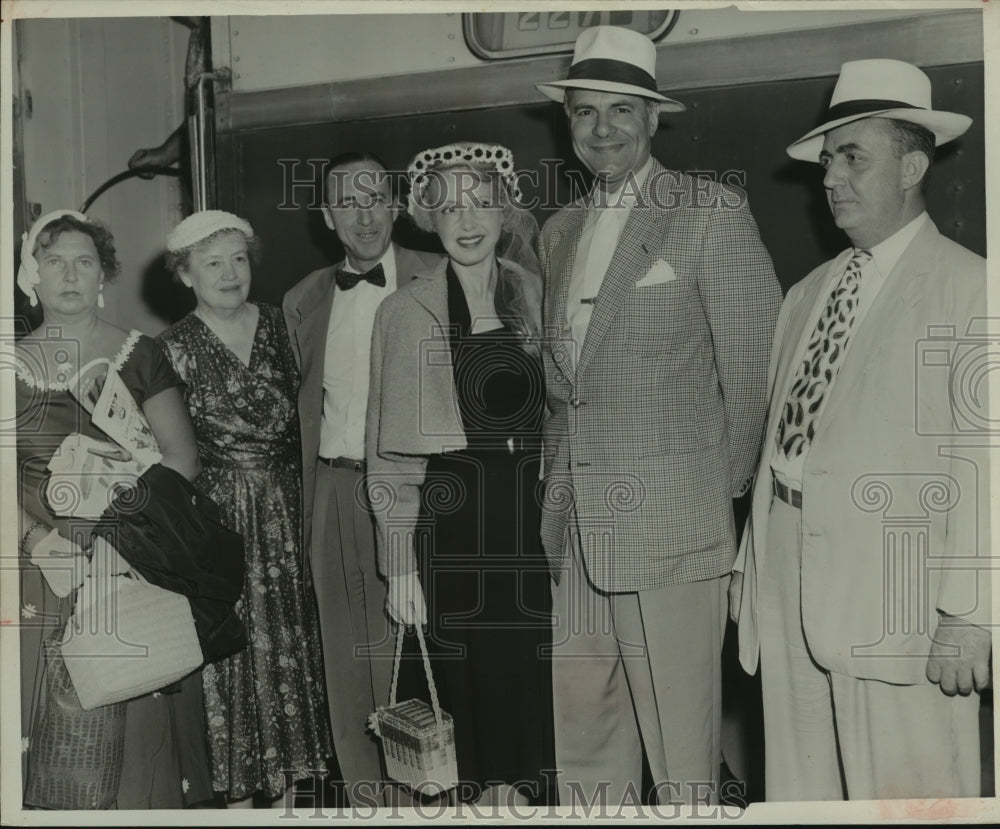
[283,152,440,803]
[731,59,992,800]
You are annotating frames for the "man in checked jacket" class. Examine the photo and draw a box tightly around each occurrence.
[534,26,781,807]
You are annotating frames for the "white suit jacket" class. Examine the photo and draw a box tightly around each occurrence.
[735,218,990,685]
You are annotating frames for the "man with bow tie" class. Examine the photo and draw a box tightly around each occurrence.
[731,59,991,800]
[534,26,781,806]
[283,151,440,803]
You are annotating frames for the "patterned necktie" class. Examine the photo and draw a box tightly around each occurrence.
[775,248,872,459]
[335,262,386,291]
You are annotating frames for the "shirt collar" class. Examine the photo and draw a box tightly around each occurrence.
[864,211,928,279]
[591,156,654,213]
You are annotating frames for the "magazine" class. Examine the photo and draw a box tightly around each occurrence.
[76,357,163,468]
[45,358,163,518]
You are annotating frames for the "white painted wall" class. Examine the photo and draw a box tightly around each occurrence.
[17,16,189,335]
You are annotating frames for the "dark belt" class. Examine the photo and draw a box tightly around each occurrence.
[773,477,803,509]
[319,456,366,472]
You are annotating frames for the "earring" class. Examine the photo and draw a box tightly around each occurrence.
[97,282,105,309]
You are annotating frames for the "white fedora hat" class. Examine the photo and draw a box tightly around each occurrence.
[535,26,685,111]
[787,58,971,162]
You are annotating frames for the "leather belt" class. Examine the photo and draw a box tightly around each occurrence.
[319,456,367,472]
[773,477,802,509]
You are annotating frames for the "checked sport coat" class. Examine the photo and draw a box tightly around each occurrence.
[538,158,782,592]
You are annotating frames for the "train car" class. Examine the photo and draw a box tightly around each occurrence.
[10,5,986,326]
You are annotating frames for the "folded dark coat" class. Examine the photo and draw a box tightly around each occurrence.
[93,464,248,663]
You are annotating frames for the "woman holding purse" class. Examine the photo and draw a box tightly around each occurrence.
[367,144,553,806]
[15,210,213,808]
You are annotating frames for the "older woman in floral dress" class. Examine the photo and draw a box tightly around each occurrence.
[157,211,331,807]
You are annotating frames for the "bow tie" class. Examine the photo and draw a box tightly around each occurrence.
[335,263,386,291]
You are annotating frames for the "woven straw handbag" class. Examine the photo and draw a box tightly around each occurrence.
[60,539,204,710]
[369,624,458,796]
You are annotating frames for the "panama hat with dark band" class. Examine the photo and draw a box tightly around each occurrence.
[536,26,685,112]
[787,59,971,162]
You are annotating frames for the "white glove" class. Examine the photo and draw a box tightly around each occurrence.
[386,571,427,627]
[30,529,86,598]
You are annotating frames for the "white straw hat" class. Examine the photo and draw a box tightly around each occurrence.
[535,26,684,111]
[787,59,971,162]
[166,210,254,252]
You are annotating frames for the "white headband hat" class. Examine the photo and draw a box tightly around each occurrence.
[17,209,89,307]
[787,59,972,162]
[535,25,684,111]
[166,210,254,253]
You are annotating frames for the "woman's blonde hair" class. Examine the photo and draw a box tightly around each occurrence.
[408,157,542,357]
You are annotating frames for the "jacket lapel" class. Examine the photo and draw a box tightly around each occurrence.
[816,220,937,437]
[759,278,820,468]
[774,255,848,408]
[295,266,338,389]
[575,161,665,377]
[407,259,449,327]
[393,245,426,289]
[547,209,587,380]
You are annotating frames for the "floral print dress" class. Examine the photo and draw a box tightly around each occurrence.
[158,304,331,800]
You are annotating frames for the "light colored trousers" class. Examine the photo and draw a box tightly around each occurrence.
[311,462,394,804]
[551,531,726,807]
[759,495,981,800]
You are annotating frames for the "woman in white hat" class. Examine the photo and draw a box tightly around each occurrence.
[15,210,213,809]
[367,144,551,806]
[158,211,331,807]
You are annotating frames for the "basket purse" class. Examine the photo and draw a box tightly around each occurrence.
[59,538,204,710]
[368,624,458,795]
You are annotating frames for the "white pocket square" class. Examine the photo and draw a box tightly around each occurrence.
[635,260,678,287]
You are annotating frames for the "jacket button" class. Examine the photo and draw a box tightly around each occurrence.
[570,397,584,409]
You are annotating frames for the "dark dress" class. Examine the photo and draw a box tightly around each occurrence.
[396,266,553,801]
[157,303,331,800]
[15,330,213,809]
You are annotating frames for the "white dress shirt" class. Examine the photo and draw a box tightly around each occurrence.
[319,246,397,460]
[772,211,930,490]
[565,157,654,369]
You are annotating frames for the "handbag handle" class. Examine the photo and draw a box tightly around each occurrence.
[388,624,448,750]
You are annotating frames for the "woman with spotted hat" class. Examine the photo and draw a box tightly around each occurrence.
[367,143,553,806]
